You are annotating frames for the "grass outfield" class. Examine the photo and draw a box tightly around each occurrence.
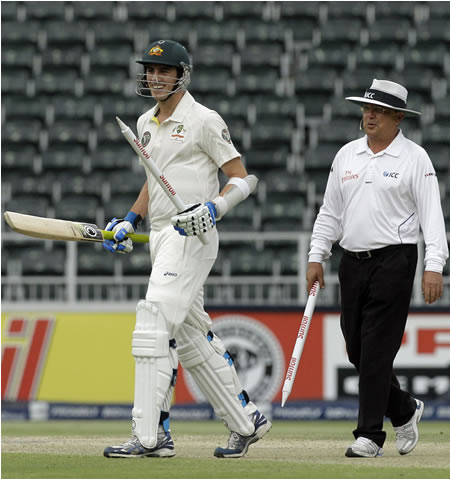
[2,420,449,478]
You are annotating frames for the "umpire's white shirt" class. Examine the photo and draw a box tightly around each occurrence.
[136,91,240,230]
[309,130,448,273]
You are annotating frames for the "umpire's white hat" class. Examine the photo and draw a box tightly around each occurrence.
[346,79,421,116]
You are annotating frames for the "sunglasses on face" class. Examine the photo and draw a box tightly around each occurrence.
[360,105,394,115]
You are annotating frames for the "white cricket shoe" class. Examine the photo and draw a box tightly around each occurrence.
[394,398,424,455]
[345,437,383,458]
[104,425,175,458]
[214,410,272,458]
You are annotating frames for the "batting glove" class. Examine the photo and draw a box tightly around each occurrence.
[171,202,217,237]
[103,211,142,254]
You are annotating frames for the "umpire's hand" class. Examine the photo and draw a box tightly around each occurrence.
[422,271,443,304]
[306,262,325,293]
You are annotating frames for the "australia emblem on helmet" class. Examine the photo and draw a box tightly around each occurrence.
[149,45,163,56]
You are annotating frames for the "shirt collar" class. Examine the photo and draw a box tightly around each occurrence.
[164,91,195,123]
[356,129,405,157]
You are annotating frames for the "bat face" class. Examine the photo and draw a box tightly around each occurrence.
[4,211,105,242]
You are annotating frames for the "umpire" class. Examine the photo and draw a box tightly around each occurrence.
[306,79,448,458]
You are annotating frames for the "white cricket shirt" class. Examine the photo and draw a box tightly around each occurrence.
[309,130,448,272]
[136,91,240,230]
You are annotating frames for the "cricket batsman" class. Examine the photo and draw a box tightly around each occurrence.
[102,40,271,459]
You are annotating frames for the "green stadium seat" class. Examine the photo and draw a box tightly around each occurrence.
[57,171,108,202]
[3,95,49,124]
[416,19,450,44]
[1,144,39,173]
[83,69,128,96]
[354,45,399,69]
[193,20,239,47]
[307,46,352,70]
[326,2,368,21]
[367,18,412,46]
[319,18,363,47]
[41,46,85,69]
[234,69,280,95]
[41,144,87,172]
[34,68,80,96]
[19,246,66,276]
[2,120,42,147]
[53,194,100,225]
[241,20,289,48]
[90,20,136,48]
[229,245,274,275]
[1,68,31,95]
[248,118,294,149]
[25,1,67,21]
[119,249,152,276]
[91,142,137,171]
[244,147,289,172]
[47,119,92,145]
[105,170,147,196]
[43,21,89,48]
[71,1,117,21]
[173,1,218,21]
[89,45,133,69]
[372,1,419,22]
[220,2,269,21]
[125,2,168,21]
[239,42,284,68]
[77,245,115,275]
[103,194,141,223]
[1,20,41,46]
[276,245,298,275]
[6,195,50,218]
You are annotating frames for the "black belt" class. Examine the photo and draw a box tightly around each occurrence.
[343,245,406,260]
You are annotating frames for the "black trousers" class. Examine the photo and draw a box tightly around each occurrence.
[338,244,418,447]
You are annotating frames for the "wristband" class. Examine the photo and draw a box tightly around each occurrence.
[212,196,229,221]
[124,211,142,230]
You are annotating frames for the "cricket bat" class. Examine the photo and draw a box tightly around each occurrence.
[3,211,149,243]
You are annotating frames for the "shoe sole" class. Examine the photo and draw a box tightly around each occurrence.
[398,400,424,455]
[345,447,383,458]
[104,449,176,458]
[214,420,272,458]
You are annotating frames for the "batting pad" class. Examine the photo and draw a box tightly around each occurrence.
[176,324,255,436]
[132,300,173,448]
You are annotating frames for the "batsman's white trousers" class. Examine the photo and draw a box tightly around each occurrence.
[144,223,255,436]
[146,223,218,335]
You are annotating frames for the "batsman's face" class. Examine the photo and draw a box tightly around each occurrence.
[145,64,179,100]
[361,104,404,140]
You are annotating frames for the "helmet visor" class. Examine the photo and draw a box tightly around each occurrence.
[136,62,192,99]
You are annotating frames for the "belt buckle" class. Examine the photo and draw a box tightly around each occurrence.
[356,250,372,259]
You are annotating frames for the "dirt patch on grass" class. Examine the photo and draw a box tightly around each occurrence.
[3,435,449,469]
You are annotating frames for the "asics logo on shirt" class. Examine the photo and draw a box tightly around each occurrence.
[383,171,399,178]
